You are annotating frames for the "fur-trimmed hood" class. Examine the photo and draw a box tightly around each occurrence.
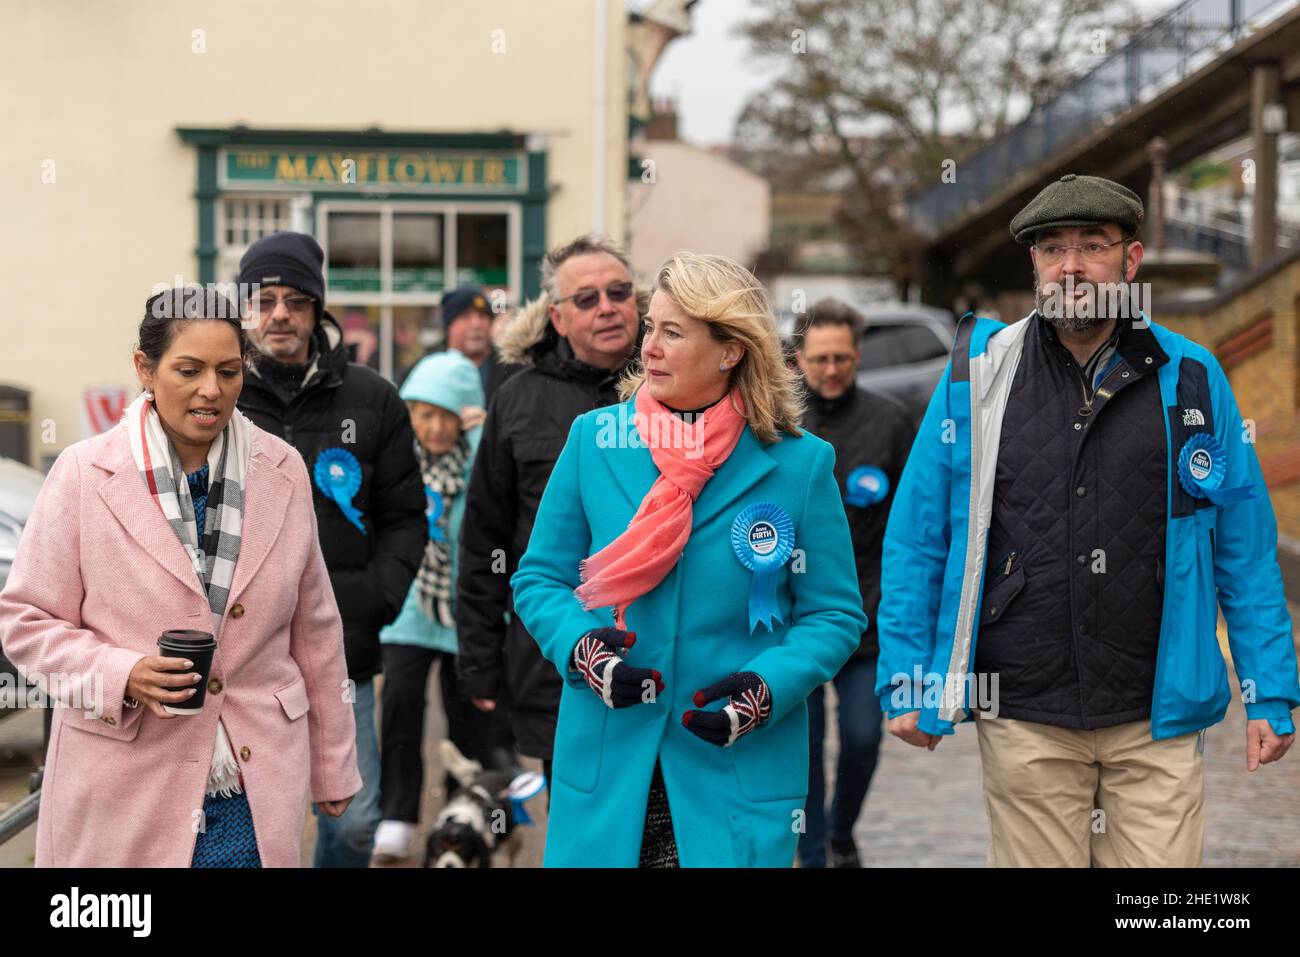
[494,295,554,367]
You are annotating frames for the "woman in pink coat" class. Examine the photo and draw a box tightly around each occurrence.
[0,288,361,867]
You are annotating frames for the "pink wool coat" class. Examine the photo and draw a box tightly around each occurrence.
[0,422,362,867]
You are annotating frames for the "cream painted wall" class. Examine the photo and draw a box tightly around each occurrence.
[0,0,629,466]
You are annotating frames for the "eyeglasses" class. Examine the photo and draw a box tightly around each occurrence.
[553,281,635,311]
[803,353,857,368]
[250,294,316,316]
[1033,239,1128,266]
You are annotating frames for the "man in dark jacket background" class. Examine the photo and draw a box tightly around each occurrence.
[456,236,642,781]
[438,284,519,406]
[795,299,915,868]
[235,232,426,868]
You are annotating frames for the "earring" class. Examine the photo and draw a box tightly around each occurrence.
[719,362,728,372]
[143,388,154,401]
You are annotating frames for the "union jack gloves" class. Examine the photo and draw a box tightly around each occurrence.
[571,627,664,709]
[681,672,772,747]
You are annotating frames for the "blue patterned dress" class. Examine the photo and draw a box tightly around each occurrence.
[185,463,262,869]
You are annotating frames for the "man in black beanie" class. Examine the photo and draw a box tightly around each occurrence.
[235,231,426,868]
[438,284,517,406]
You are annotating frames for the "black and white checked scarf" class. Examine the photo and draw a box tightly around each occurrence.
[414,436,469,628]
[124,390,251,796]
[126,391,249,628]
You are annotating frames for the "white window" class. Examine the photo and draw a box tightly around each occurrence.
[215,195,300,282]
[318,200,521,384]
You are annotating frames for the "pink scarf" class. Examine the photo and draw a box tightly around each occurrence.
[575,384,748,629]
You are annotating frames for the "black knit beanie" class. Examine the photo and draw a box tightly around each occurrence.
[237,232,326,313]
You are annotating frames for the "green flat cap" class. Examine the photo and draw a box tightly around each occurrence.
[1009,174,1144,243]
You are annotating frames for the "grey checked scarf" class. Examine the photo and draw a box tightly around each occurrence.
[415,436,469,628]
[125,391,248,631]
[124,390,251,796]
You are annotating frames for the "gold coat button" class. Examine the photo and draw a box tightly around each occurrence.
[230,603,245,619]
[240,746,251,761]
[100,715,116,726]
[208,678,223,694]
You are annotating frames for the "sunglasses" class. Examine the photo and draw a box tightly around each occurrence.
[250,295,316,315]
[553,281,635,311]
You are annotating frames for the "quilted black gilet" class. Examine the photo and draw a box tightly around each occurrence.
[972,315,1168,729]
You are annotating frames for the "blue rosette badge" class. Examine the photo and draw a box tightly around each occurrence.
[845,465,890,507]
[731,503,796,634]
[1176,433,1257,506]
[506,770,547,826]
[314,448,366,534]
[425,486,445,541]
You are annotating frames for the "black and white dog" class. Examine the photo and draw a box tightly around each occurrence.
[423,740,532,868]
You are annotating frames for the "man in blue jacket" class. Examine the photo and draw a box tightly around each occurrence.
[877,174,1299,866]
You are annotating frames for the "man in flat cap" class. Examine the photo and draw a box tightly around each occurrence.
[877,174,1298,866]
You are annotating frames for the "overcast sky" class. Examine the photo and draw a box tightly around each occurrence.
[647,0,766,147]
[648,0,1182,147]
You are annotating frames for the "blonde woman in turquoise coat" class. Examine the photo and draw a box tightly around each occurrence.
[510,253,867,867]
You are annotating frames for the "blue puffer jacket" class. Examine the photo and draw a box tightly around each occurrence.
[877,313,1299,740]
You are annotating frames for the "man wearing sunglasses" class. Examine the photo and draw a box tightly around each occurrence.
[456,235,642,787]
[236,231,426,868]
[878,174,1298,866]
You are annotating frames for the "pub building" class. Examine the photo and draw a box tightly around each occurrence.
[179,128,548,385]
[3,1,648,471]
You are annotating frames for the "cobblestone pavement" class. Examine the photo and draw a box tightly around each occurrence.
[850,699,988,867]
[0,708,40,868]
[1202,647,1300,867]
[305,664,549,868]
[369,607,1300,869]
[840,610,1300,868]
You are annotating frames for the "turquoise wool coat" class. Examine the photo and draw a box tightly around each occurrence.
[510,399,867,867]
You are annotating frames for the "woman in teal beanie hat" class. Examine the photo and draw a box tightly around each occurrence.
[374,350,513,861]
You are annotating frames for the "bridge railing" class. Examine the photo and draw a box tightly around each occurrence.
[0,789,39,848]
[907,0,1296,237]
[0,704,47,850]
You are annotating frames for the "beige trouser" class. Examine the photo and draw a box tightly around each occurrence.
[975,715,1205,867]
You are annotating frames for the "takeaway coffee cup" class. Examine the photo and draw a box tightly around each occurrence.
[156,629,217,715]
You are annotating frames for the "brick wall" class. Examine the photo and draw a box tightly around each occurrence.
[1158,251,1300,540]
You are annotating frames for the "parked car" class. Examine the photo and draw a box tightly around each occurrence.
[779,302,956,422]
[0,456,47,719]
[854,305,955,421]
